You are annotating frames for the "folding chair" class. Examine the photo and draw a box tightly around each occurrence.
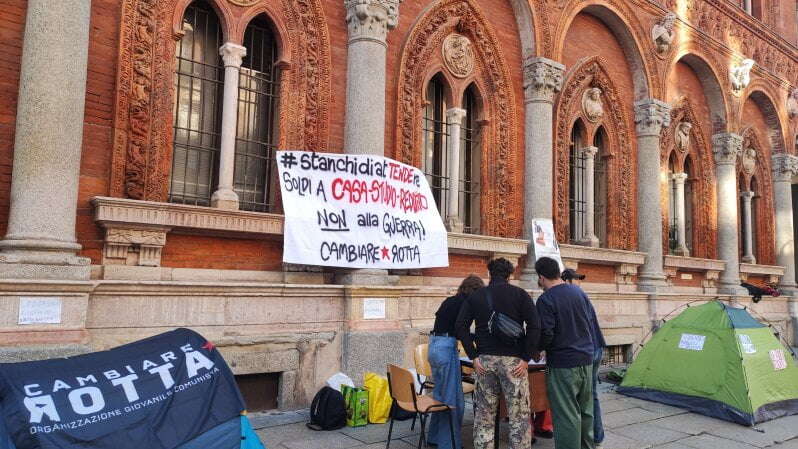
[386,364,456,449]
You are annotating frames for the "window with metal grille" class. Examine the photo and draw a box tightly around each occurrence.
[684,156,694,253]
[170,1,224,206]
[235,16,280,212]
[568,121,587,243]
[751,176,759,259]
[593,127,608,247]
[460,86,481,234]
[668,154,679,254]
[601,344,631,366]
[422,75,449,217]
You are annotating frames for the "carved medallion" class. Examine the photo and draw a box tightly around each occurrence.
[442,33,475,78]
[581,87,604,123]
[674,121,692,152]
[742,147,757,174]
[228,0,259,6]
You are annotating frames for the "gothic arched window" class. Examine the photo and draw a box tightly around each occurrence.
[170,1,224,206]
[683,156,695,253]
[593,127,608,247]
[568,120,587,243]
[460,85,482,234]
[235,15,281,212]
[422,74,450,217]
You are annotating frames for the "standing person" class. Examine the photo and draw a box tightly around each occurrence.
[562,268,606,448]
[427,274,485,449]
[535,257,599,449]
[455,258,541,449]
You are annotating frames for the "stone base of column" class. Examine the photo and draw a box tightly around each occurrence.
[637,273,669,293]
[519,267,541,290]
[210,188,240,211]
[673,246,690,257]
[576,236,599,248]
[334,268,398,286]
[741,255,756,264]
[0,239,90,280]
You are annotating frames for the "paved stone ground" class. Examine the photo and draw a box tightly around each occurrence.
[251,388,798,449]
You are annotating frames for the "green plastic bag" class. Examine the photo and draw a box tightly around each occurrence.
[341,385,369,427]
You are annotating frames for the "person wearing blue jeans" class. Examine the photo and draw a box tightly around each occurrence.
[427,275,485,449]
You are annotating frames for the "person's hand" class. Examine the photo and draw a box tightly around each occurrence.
[512,359,528,378]
[474,357,486,375]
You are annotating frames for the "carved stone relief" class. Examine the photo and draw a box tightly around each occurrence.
[442,33,475,78]
[741,147,757,174]
[652,13,676,55]
[788,88,798,119]
[674,121,692,153]
[730,59,755,93]
[581,87,604,123]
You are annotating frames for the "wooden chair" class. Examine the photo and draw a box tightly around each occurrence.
[386,364,456,449]
[413,344,435,394]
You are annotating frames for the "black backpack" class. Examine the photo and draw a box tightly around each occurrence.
[306,386,347,431]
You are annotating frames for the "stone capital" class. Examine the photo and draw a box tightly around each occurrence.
[671,172,688,185]
[712,133,743,165]
[523,57,565,103]
[219,43,247,68]
[740,190,755,201]
[772,153,798,182]
[579,145,598,160]
[446,107,467,126]
[344,0,401,45]
[633,99,671,136]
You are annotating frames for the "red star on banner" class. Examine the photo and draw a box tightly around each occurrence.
[202,341,216,352]
[381,246,390,260]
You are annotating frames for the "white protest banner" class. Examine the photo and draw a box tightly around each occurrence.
[277,151,449,269]
[531,218,564,271]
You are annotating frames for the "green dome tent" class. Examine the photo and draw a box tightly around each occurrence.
[618,301,798,426]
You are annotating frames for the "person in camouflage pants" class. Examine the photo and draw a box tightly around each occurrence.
[472,354,532,449]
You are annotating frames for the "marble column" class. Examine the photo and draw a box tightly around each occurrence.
[0,0,92,279]
[713,133,745,295]
[772,153,798,291]
[337,0,400,285]
[740,190,756,264]
[445,107,466,233]
[672,172,690,257]
[343,0,400,156]
[211,43,247,211]
[578,146,600,247]
[520,57,565,287]
[634,99,672,292]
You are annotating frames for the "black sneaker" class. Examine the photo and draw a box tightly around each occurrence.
[534,430,554,439]
[531,437,537,446]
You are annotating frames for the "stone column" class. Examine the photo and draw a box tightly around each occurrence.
[634,99,672,292]
[445,107,466,233]
[713,133,745,295]
[520,57,564,286]
[211,43,246,211]
[578,146,599,247]
[0,0,92,279]
[740,190,756,264]
[672,172,690,257]
[343,0,400,156]
[772,153,798,291]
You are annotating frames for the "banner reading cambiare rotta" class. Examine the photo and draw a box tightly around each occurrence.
[277,151,449,269]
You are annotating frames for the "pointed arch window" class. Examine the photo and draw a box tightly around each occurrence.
[170,1,224,206]
[422,75,450,217]
[668,153,678,253]
[593,127,608,247]
[235,15,281,212]
[683,156,695,253]
[460,85,481,234]
[569,120,587,243]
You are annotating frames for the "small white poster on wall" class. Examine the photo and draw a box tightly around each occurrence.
[363,298,386,320]
[18,297,62,325]
[678,333,706,351]
[531,218,564,271]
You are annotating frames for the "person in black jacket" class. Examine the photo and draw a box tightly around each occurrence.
[455,258,541,449]
[535,257,600,449]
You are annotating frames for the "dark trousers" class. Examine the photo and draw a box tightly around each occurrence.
[546,364,595,449]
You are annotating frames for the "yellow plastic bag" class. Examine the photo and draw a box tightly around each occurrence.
[363,371,391,424]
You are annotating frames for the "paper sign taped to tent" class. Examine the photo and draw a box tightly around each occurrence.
[770,349,787,370]
[277,151,448,269]
[738,334,756,354]
[678,333,706,351]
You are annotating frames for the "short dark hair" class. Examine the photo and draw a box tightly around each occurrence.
[487,258,514,280]
[457,274,485,296]
[534,257,561,281]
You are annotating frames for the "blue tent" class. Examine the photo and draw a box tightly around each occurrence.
[0,328,266,449]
